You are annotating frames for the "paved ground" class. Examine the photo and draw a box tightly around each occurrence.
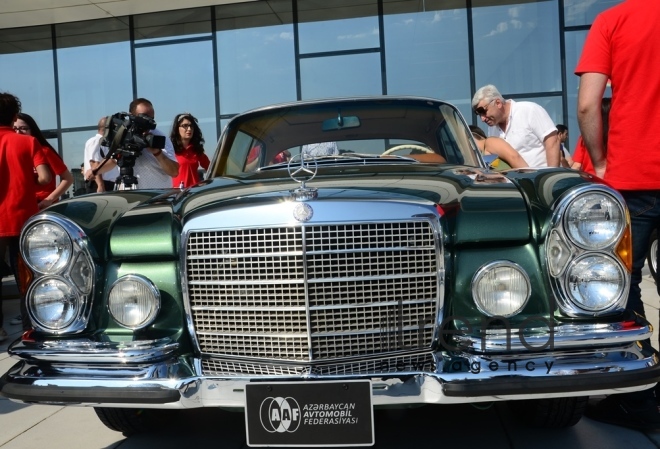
[1,268,660,448]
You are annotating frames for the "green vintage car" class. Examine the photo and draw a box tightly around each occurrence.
[2,97,659,446]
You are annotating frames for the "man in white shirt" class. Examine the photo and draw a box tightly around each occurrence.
[86,98,178,189]
[471,84,560,168]
[84,116,119,192]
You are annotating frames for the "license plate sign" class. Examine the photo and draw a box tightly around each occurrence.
[245,380,374,447]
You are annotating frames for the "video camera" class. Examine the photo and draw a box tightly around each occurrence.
[102,112,165,155]
[99,112,167,189]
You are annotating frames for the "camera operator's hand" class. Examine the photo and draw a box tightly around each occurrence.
[149,146,179,177]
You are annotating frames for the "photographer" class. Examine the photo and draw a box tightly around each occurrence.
[86,98,178,189]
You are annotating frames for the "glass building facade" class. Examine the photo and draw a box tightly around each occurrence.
[0,0,620,192]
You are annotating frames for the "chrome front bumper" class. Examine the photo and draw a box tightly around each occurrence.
[2,336,660,408]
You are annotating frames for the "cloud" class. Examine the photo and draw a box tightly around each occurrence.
[483,6,533,37]
[262,31,293,44]
[337,27,379,41]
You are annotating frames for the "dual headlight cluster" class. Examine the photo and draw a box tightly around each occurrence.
[471,186,629,318]
[546,186,629,316]
[21,214,160,333]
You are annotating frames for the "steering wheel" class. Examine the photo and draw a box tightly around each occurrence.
[381,144,435,156]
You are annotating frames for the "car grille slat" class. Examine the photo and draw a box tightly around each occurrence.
[186,220,440,370]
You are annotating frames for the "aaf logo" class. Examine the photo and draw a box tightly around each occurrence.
[260,396,301,433]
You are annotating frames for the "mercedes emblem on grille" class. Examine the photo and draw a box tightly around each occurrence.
[288,151,318,201]
[293,203,313,222]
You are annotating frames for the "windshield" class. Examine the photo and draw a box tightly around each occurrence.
[211,98,482,177]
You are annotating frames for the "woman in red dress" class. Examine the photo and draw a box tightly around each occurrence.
[170,113,210,188]
[14,113,74,209]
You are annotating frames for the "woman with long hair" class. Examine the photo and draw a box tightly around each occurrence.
[170,112,210,188]
[14,112,74,209]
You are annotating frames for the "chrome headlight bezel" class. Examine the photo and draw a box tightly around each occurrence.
[471,261,531,318]
[20,213,96,333]
[546,185,630,317]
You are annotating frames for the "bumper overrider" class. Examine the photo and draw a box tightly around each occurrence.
[2,319,660,408]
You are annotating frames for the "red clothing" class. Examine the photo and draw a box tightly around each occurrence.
[0,127,47,237]
[34,145,68,202]
[575,0,660,191]
[572,137,595,176]
[172,144,210,188]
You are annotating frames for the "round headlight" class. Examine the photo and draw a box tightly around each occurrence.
[23,222,72,274]
[566,254,625,312]
[108,275,160,329]
[29,277,79,330]
[565,192,624,250]
[472,261,531,317]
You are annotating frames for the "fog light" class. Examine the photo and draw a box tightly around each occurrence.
[472,261,531,317]
[108,275,160,329]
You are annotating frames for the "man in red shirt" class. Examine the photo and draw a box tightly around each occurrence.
[0,92,51,338]
[575,0,660,430]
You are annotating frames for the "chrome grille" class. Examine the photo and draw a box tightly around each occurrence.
[186,220,440,367]
[201,353,436,377]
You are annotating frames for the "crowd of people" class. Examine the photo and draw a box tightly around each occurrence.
[0,96,212,338]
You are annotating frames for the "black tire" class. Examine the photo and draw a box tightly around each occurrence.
[94,407,174,436]
[647,229,658,283]
[507,396,588,428]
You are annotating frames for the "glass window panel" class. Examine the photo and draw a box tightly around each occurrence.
[61,130,91,175]
[384,0,470,109]
[135,40,217,147]
[564,30,612,153]
[521,96,564,128]
[133,8,212,43]
[564,30,587,153]
[62,131,95,198]
[0,26,57,129]
[298,0,379,54]
[472,0,561,94]
[217,26,296,114]
[564,0,623,27]
[215,1,296,115]
[56,19,132,129]
[300,52,383,100]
